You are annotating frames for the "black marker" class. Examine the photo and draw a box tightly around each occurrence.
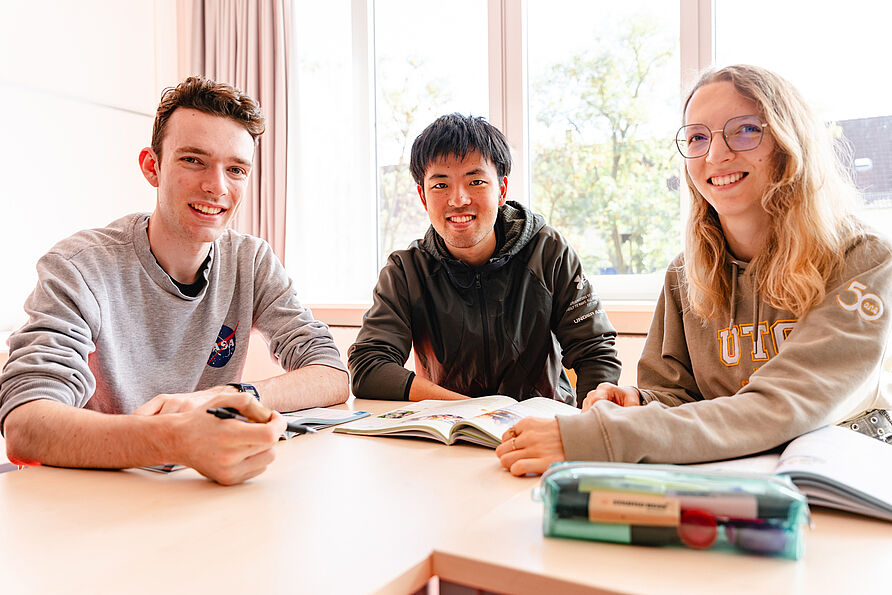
[206,407,317,435]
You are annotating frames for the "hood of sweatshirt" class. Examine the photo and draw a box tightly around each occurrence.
[419,200,546,289]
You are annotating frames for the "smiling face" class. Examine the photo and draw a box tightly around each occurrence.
[684,81,776,237]
[417,150,507,266]
[140,108,255,252]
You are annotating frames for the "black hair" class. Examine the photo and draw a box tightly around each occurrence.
[409,113,512,186]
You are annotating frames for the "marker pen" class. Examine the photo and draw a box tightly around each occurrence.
[668,489,792,520]
[206,407,317,435]
[550,519,680,546]
[555,479,681,526]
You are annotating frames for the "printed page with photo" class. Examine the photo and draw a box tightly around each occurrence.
[334,396,519,443]
[451,397,581,447]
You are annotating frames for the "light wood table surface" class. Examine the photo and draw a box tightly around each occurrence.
[0,399,534,594]
[1,399,890,594]
[432,486,892,594]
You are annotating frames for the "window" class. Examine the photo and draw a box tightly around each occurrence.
[287,1,377,304]
[286,0,489,305]
[285,1,889,310]
[373,0,490,262]
[528,0,681,300]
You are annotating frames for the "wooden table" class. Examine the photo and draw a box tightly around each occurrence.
[0,400,534,594]
[0,399,889,594]
[432,488,892,594]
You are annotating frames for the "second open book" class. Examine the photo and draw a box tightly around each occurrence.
[697,425,892,522]
[334,395,578,448]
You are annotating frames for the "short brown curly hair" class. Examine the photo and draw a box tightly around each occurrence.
[150,76,265,160]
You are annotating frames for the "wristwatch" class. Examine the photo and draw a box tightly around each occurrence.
[227,383,261,402]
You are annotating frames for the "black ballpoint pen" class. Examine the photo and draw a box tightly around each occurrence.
[206,407,317,435]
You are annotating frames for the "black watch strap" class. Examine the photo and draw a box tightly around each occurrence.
[227,383,261,402]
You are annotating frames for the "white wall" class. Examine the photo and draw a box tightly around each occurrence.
[0,0,180,331]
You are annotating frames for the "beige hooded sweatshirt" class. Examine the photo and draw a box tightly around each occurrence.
[558,231,892,463]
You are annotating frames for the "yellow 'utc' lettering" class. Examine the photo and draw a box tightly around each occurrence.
[717,320,797,366]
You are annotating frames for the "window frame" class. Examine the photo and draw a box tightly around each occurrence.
[489,0,711,202]
[295,0,715,330]
[488,0,709,305]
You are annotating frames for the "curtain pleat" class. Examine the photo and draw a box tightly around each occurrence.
[191,0,291,263]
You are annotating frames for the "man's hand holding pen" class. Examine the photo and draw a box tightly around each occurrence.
[168,392,287,486]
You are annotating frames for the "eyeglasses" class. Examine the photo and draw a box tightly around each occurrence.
[675,115,768,159]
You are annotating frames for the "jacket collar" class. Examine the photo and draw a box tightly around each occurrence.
[420,201,546,289]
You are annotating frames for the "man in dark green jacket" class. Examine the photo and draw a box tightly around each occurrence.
[348,114,620,406]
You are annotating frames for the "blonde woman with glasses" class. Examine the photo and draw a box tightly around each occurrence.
[497,64,892,475]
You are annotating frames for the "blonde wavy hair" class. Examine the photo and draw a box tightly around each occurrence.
[682,64,862,320]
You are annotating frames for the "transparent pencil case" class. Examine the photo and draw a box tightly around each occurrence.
[534,462,811,559]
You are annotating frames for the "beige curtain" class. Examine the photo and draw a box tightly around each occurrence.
[191,0,291,262]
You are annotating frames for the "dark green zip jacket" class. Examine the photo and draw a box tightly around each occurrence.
[348,201,621,406]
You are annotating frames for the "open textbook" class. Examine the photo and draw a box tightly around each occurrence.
[334,395,579,448]
[697,425,892,522]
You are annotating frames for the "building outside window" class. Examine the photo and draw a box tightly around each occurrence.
[714,0,892,234]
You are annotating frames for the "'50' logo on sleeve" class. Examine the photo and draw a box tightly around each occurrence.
[837,281,884,321]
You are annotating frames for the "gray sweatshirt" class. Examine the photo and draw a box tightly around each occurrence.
[559,232,892,463]
[0,213,345,427]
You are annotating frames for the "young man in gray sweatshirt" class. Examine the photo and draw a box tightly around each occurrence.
[0,77,348,485]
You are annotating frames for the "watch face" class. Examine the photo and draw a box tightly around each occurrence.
[208,324,238,368]
[228,383,259,400]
